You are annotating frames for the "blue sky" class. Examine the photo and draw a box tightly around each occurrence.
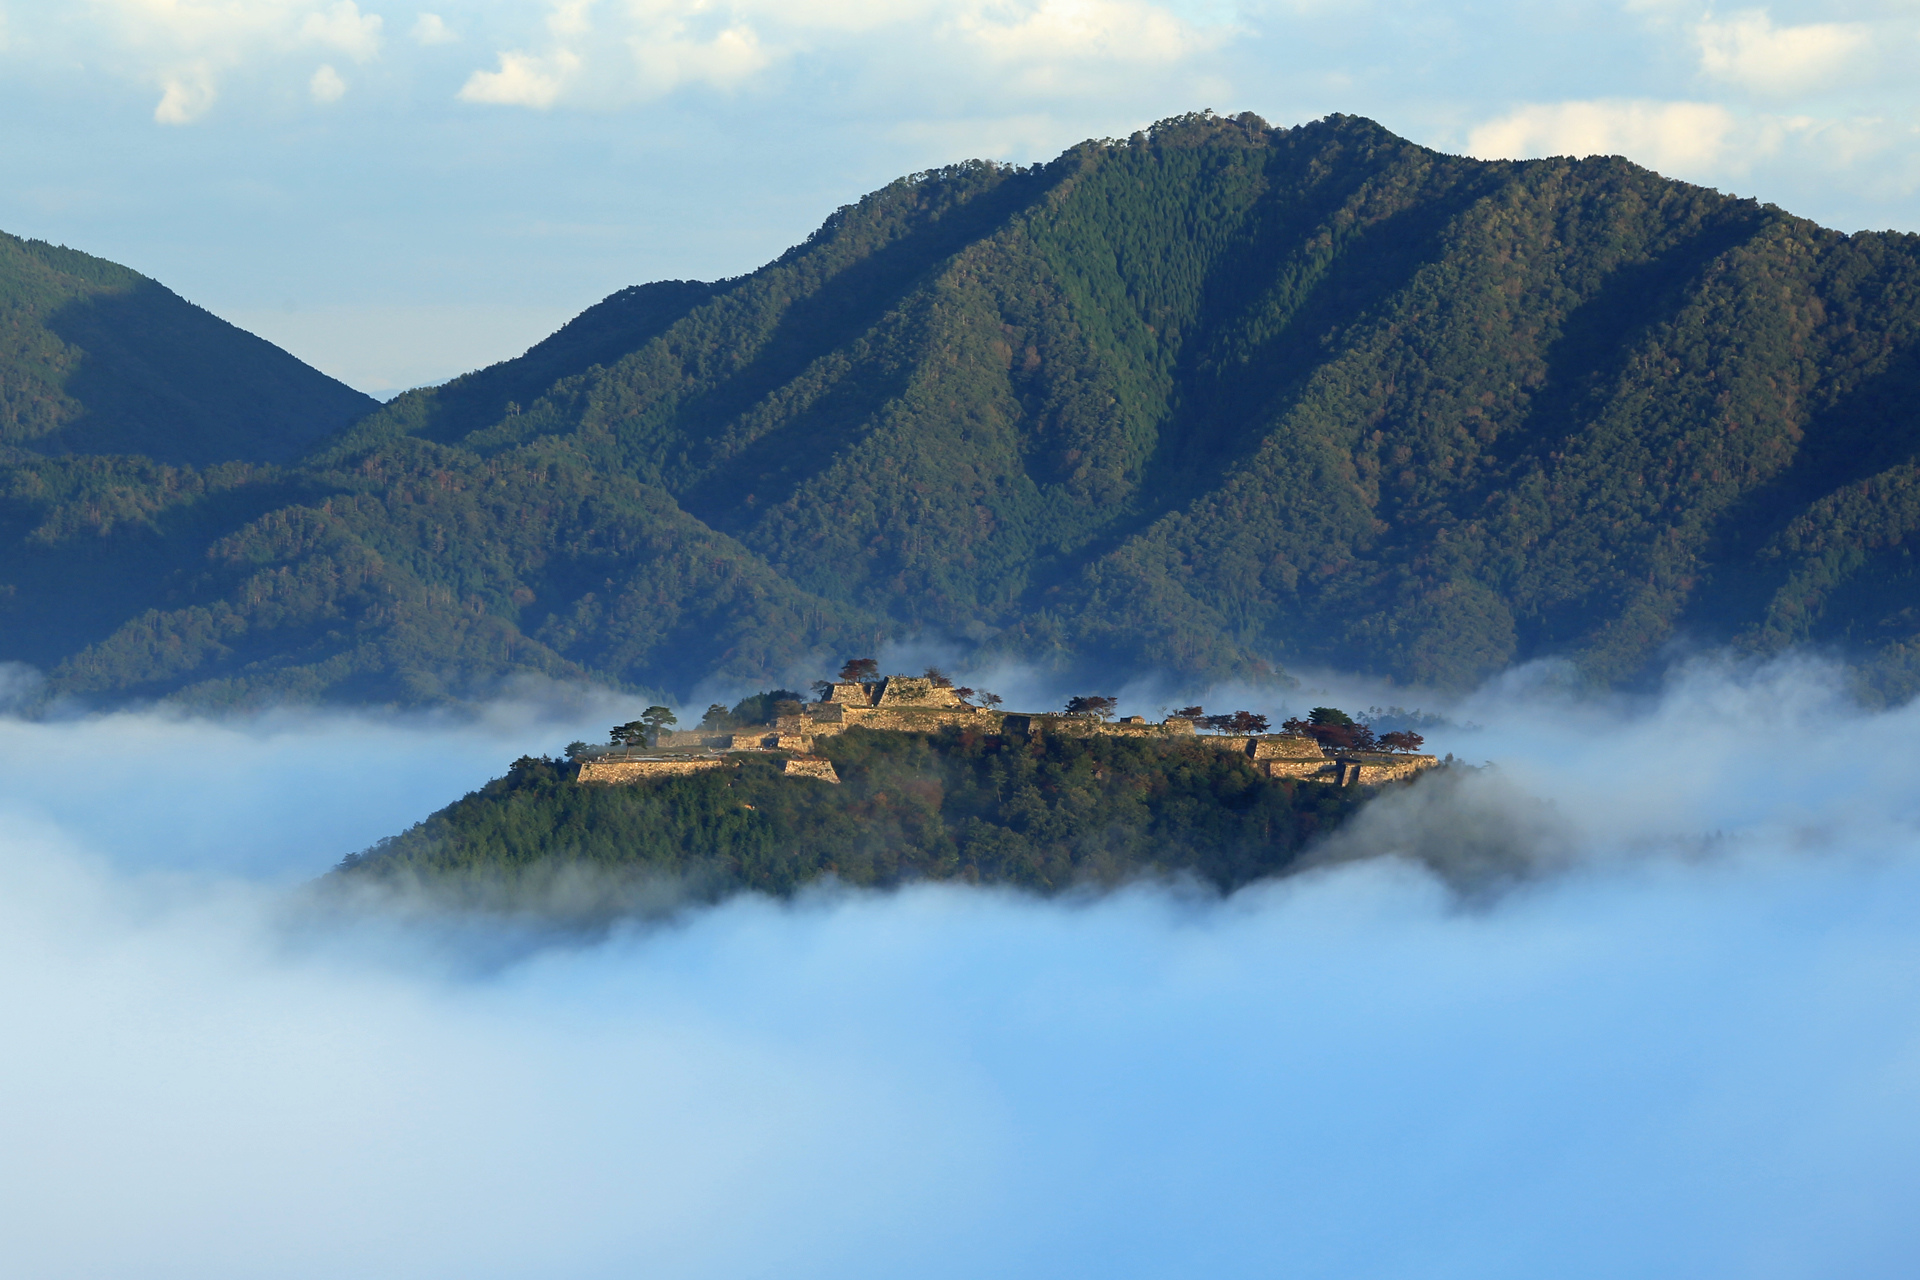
[2,0,1916,393]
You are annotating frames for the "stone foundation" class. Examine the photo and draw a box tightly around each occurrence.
[578,757,733,783]
[783,756,841,783]
[1003,714,1195,740]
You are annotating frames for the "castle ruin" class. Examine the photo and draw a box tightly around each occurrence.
[575,673,1437,787]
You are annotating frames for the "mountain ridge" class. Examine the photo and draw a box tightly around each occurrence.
[6,110,1920,707]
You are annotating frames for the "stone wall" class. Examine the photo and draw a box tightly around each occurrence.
[1334,754,1438,785]
[1005,714,1194,740]
[578,757,733,784]
[783,756,841,783]
[654,729,733,750]
[1250,734,1325,760]
[1262,759,1339,781]
[873,676,967,708]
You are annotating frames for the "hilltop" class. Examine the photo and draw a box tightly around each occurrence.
[6,111,1920,706]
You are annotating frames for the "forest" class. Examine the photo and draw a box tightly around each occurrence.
[335,722,1372,908]
[7,110,1920,706]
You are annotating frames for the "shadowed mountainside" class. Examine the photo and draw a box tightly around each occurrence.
[0,233,376,464]
[7,111,1920,706]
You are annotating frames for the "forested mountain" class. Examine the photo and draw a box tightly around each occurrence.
[0,232,376,464]
[7,110,1920,707]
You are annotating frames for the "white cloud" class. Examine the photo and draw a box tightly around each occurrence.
[951,0,1225,65]
[1466,98,1741,175]
[626,21,773,95]
[69,1,386,121]
[411,12,456,45]
[449,0,1229,110]
[298,0,383,62]
[459,47,581,107]
[1696,10,1870,98]
[153,63,218,123]
[5,657,1920,1274]
[310,61,347,102]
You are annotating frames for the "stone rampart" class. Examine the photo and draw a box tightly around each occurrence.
[1262,758,1339,781]
[578,757,733,784]
[783,756,841,783]
[1334,754,1438,785]
[1006,714,1194,740]
[1250,734,1325,760]
[840,705,1002,733]
[654,730,733,750]
[873,676,968,708]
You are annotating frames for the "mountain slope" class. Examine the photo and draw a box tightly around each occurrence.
[7,111,1920,706]
[0,233,376,464]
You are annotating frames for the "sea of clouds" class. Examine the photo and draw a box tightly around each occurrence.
[2,653,1918,1278]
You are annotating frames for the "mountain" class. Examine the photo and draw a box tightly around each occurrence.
[6,110,1920,707]
[0,232,377,464]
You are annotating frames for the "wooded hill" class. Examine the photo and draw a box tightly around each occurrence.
[334,725,1369,906]
[6,110,1920,706]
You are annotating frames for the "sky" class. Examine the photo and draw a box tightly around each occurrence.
[3,654,1919,1277]
[1,0,1917,394]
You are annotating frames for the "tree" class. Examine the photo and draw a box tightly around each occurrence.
[564,740,591,761]
[609,722,647,748]
[1065,694,1117,720]
[729,690,805,725]
[976,691,1003,709]
[1200,710,1268,733]
[699,703,733,730]
[838,657,880,682]
[640,705,677,744]
[1377,730,1425,753]
[1284,712,1374,752]
[923,666,953,688]
[1173,705,1205,719]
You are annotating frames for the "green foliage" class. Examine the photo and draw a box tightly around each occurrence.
[7,111,1920,704]
[337,726,1368,899]
[728,689,804,724]
[0,232,373,464]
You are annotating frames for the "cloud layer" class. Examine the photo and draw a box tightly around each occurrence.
[3,655,1920,1276]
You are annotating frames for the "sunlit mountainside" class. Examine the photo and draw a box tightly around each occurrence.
[6,110,1920,707]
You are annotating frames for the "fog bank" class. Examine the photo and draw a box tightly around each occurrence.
[2,655,1918,1277]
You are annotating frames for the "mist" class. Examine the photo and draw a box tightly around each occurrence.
[3,654,1918,1278]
